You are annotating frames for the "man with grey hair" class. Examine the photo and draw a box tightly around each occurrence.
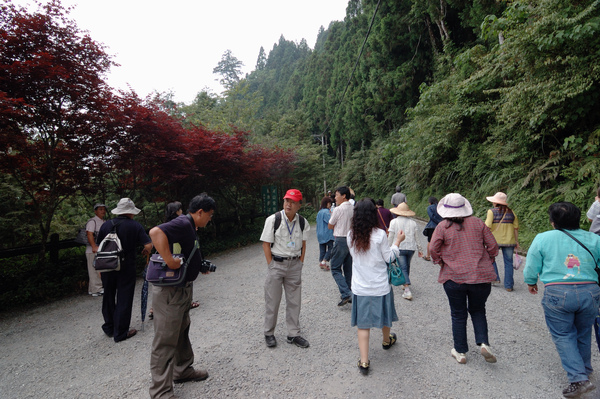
[391,185,407,207]
[96,198,152,342]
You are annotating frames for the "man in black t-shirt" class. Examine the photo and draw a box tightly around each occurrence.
[148,193,216,399]
[96,198,152,342]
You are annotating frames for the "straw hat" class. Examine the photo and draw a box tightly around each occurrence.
[111,198,141,215]
[486,192,508,206]
[390,202,415,217]
[437,193,473,218]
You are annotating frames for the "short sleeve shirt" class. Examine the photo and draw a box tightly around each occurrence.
[260,211,310,257]
[329,201,354,238]
[156,214,203,282]
[85,215,105,254]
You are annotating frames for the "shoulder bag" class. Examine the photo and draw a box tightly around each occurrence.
[558,228,600,286]
[387,252,406,286]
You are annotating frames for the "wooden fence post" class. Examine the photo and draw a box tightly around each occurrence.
[50,233,59,263]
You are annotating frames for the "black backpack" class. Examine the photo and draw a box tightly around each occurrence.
[271,211,306,247]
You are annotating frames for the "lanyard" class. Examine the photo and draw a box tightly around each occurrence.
[282,211,296,239]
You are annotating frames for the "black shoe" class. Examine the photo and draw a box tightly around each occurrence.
[563,380,595,398]
[287,336,310,348]
[382,333,397,350]
[357,359,370,376]
[338,296,351,306]
[265,335,277,347]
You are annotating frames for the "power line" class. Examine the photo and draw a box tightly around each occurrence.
[321,0,382,138]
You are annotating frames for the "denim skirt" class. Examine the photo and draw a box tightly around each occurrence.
[351,289,398,329]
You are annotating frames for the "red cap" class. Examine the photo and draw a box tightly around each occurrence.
[283,189,302,202]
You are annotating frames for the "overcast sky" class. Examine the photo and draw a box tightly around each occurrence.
[15,0,349,104]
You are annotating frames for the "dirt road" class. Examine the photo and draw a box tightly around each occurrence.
[1,221,599,398]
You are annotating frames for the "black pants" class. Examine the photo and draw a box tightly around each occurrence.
[101,264,136,342]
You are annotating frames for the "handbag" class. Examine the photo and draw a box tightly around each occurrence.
[558,229,600,286]
[146,239,199,286]
[513,253,522,270]
[387,252,406,286]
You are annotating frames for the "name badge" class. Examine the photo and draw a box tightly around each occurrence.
[287,241,295,248]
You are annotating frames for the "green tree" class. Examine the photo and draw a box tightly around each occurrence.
[213,49,244,90]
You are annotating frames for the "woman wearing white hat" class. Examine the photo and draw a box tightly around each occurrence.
[430,193,499,364]
[484,192,519,291]
[388,202,423,300]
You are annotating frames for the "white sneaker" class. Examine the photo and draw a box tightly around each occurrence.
[480,343,497,363]
[451,348,467,364]
[402,288,413,300]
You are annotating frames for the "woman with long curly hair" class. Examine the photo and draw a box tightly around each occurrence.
[347,198,405,375]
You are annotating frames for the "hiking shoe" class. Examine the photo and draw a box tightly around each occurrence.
[265,335,277,348]
[382,333,397,350]
[174,369,208,383]
[402,288,413,300]
[480,343,497,363]
[287,336,310,348]
[338,296,351,306]
[451,348,467,364]
[563,380,596,398]
[357,359,370,376]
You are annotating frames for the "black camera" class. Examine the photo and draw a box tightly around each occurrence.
[200,259,216,273]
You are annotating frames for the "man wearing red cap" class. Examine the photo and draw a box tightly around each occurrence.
[260,189,311,348]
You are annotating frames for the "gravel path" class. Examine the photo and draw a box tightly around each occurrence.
[2,221,600,399]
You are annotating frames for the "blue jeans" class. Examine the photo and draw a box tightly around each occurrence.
[492,246,514,289]
[443,280,492,353]
[330,237,352,299]
[542,284,600,383]
[319,240,334,263]
[396,250,414,286]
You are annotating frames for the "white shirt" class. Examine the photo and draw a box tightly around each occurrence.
[329,201,354,237]
[388,216,422,252]
[260,211,310,257]
[85,215,105,254]
[347,228,399,296]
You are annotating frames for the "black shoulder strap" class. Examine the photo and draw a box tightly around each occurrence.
[558,228,600,285]
[273,211,305,233]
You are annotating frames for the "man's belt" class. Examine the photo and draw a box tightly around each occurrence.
[272,255,301,262]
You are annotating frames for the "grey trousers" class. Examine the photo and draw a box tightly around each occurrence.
[264,258,303,337]
[149,283,197,399]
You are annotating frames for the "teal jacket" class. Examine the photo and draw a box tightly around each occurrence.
[524,229,600,285]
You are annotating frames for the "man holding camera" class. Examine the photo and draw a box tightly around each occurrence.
[148,193,216,399]
[260,189,310,349]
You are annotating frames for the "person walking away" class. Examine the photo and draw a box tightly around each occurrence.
[85,203,106,297]
[375,199,393,235]
[423,197,442,261]
[524,202,600,398]
[328,186,354,306]
[391,185,407,208]
[484,192,519,291]
[430,193,499,365]
[316,196,334,271]
[148,193,216,399]
[388,202,423,300]
[96,198,152,342]
[260,189,310,349]
[586,187,600,234]
[347,198,406,375]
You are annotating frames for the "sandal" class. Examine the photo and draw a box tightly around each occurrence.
[423,256,431,261]
[382,332,397,350]
[190,301,199,309]
[357,359,370,375]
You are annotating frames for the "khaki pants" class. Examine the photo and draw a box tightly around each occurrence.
[149,283,196,399]
[264,258,303,336]
[85,252,103,294]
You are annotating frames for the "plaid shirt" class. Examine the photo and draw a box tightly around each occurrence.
[430,216,499,284]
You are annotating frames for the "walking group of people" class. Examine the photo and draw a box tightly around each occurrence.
[262,185,600,399]
[83,186,600,399]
